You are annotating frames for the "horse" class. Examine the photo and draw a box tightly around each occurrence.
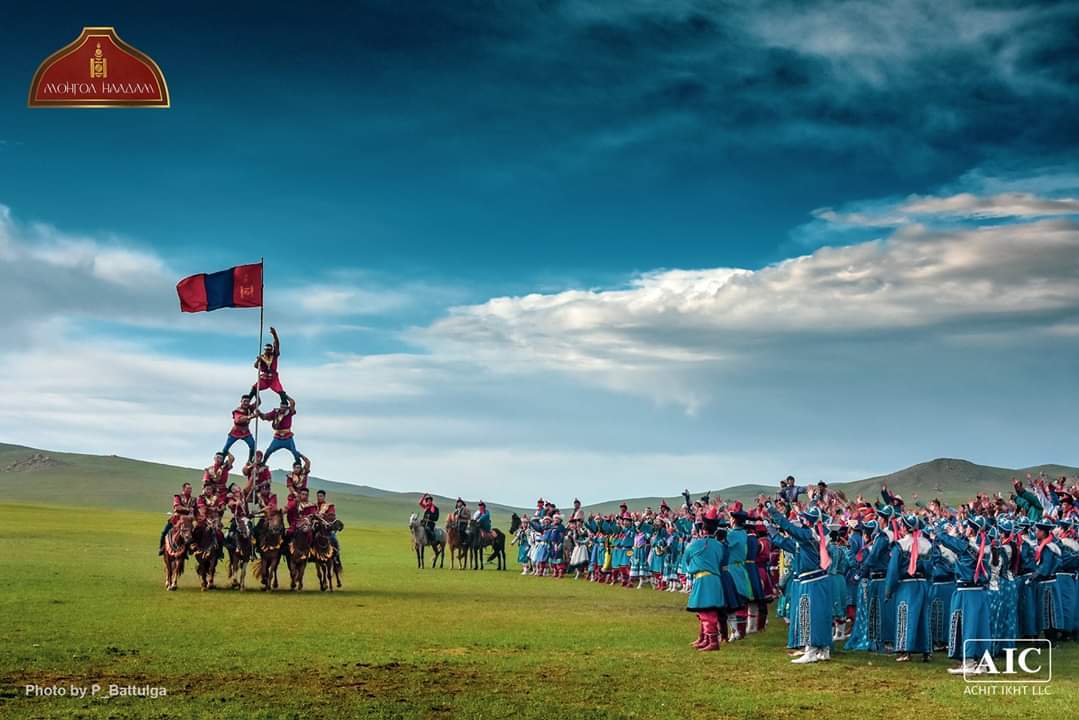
[226,516,255,591]
[467,518,507,570]
[162,516,193,591]
[191,519,221,591]
[408,513,446,569]
[310,515,340,592]
[286,519,311,591]
[251,509,284,592]
[445,516,469,570]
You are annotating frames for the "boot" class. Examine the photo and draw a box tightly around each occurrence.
[697,633,720,652]
[818,646,831,661]
[747,606,759,634]
[690,627,706,648]
[792,647,820,664]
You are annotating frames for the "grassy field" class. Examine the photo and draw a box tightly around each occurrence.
[0,502,1075,720]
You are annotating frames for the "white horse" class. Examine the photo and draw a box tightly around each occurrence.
[408,513,446,569]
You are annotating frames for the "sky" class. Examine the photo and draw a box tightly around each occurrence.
[2,1,1079,505]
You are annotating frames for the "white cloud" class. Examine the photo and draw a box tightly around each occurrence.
[419,218,1079,378]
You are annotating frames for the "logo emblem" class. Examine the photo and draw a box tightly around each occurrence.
[28,27,169,108]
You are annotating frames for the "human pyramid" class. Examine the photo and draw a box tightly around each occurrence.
[157,327,343,592]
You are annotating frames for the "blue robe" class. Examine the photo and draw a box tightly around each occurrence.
[928,543,957,651]
[937,532,992,662]
[684,537,726,611]
[725,528,755,604]
[846,530,890,652]
[885,534,932,654]
[767,508,833,649]
[1032,540,1064,632]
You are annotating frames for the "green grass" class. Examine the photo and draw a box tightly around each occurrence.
[0,502,1075,719]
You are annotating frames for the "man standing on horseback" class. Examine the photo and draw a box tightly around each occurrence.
[244,451,272,496]
[203,452,234,496]
[286,456,311,498]
[419,494,440,540]
[159,482,196,555]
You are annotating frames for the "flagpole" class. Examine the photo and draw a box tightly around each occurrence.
[250,257,265,512]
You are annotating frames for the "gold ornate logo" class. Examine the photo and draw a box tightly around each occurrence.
[89,42,107,79]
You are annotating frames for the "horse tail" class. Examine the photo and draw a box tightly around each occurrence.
[251,557,263,579]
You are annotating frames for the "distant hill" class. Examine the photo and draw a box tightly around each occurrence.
[1,442,1075,523]
[580,458,1079,511]
[0,443,522,528]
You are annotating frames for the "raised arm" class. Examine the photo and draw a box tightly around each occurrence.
[270,326,280,355]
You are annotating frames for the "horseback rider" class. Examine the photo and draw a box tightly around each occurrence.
[452,497,470,532]
[315,489,341,555]
[247,325,289,404]
[474,501,493,540]
[222,394,259,462]
[225,483,249,550]
[159,482,196,555]
[196,482,227,559]
[419,494,440,540]
[285,486,317,541]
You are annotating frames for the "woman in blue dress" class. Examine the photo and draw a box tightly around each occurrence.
[684,515,727,652]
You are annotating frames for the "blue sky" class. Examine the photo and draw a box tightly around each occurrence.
[2,2,1079,504]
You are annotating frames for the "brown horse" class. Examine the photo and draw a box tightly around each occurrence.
[162,517,193,591]
[310,516,340,592]
[286,520,311,591]
[192,520,221,591]
[251,509,284,592]
[226,516,255,591]
[445,517,468,569]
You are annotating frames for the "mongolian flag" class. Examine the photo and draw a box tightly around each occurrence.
[176,262,263,312]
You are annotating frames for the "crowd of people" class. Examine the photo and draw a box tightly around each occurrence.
[156,327,342,584]
[512,474,1079,672]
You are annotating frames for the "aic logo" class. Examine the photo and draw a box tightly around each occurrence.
[963,639,1051,685]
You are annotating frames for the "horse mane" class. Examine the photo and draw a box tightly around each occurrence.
[509,513,521,534]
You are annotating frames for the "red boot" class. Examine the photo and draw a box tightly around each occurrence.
[690,625,706,648]
[697,632,720,652]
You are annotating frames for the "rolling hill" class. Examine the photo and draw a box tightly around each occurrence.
[1,442,1075,525]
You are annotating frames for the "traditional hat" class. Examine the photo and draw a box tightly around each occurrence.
[800,506,824,524]
[901,514,922,531]
[1034,519,1057,533]
[966,515,988,533]
[875,505,895,519]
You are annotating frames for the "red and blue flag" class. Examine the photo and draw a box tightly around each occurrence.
[176,262,263,313]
